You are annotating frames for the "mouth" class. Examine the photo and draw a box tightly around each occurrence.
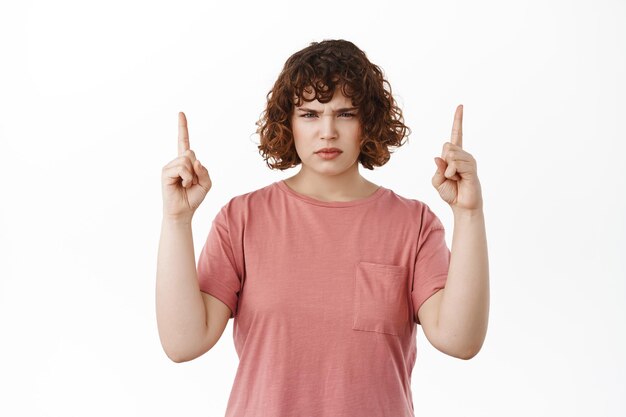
[315,148,342,154]
[315,148,342,160]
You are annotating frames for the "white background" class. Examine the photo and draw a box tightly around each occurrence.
[1,0,624,416]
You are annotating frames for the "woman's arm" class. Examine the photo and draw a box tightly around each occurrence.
[428,209,489,359]
[418,104,490,359]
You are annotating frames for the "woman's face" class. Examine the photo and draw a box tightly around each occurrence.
[290,87,362,177]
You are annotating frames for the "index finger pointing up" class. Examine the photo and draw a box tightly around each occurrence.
[451,104,463,148]
[178,112,190,156]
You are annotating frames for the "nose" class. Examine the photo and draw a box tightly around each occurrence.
[320,114,338,141]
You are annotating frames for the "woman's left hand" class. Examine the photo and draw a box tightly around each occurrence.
[432,105,483,213]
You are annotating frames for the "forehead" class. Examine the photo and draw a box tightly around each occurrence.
[295,86,355,107]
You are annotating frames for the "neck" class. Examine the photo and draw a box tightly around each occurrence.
[285,164,376,201]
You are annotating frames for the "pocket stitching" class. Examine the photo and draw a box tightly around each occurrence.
[352,261,409,336]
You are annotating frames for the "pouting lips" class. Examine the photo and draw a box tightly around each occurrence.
[316,150,342,160]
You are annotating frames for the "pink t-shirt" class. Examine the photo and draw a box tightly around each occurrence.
[197,180,450,417]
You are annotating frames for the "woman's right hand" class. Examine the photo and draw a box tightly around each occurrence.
[161,112,212,222]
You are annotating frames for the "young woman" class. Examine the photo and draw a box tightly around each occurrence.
[157,39,489,417]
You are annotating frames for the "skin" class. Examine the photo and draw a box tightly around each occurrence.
[418,105,490,360]
[283,87,380,201]
[160,112,212,222]
[157,113,216,363]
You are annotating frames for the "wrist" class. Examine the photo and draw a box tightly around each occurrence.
[162,214,193,226]
[452,206,484,220]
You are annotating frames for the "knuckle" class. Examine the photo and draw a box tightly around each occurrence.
[179,156,193,168]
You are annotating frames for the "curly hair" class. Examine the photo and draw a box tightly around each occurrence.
[255,39,411,170]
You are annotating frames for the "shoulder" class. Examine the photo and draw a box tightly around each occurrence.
[225,182,276,206]
[382,188,443,225]
[215,181,278,220]
[384,188,426,209]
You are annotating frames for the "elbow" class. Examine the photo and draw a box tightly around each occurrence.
[165,349,194,363]
[437,338,484,360]
[163,347,185,363]
[161,343,195,363]
[457,347,480,360]
[437,322,488,360]
[167,352,186,363]
[163,342,211,363]
[454,341,484,360]
[159,333,204,363]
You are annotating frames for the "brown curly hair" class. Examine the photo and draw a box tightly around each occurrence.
[255,39,411,170]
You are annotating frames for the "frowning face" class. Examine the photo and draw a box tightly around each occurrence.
[290,87,363,177]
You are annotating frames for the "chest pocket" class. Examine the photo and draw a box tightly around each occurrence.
[352,261,410,336]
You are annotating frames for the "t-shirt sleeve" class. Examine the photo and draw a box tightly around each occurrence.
[411,204,451,325]
[197,204,242,319]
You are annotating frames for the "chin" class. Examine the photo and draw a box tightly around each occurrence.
[317,167,351,177]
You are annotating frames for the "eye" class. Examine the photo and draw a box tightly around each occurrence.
[300,112,317,118]
[339,112,355,118]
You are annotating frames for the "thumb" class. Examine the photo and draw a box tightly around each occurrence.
[432,157,446,188]
[193,159,212,188]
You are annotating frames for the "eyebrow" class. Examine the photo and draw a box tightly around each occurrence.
[296,107,358,113]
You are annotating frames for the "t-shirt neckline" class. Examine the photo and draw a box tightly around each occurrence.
[275,179,386,208]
